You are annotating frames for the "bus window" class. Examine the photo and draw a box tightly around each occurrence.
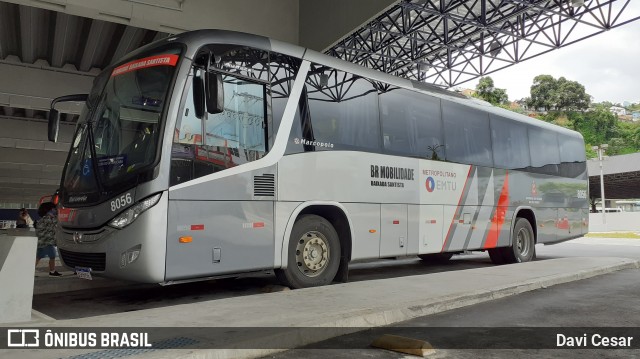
[305,64,381,152]
[529,127,560,176]
[442,101,493,167]
[490,115,530,170]
[175,71,204,146]
[558,134,587,178]
[204,74,267,166]
[170,70,205,186]
[379,87,443,160]
[270,53,302,143]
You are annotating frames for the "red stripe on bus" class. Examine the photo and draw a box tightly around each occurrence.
[111,54,179,77]
[253,222,265,228]
[191,224,205,231]
[441,166,473,252]
[393,220,400,225]
[485,172,510,248]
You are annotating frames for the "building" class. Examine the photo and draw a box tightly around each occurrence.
[609,106,627,116]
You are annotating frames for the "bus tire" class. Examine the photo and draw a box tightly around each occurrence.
[275,214,341,289]
[503,218,536,263]
[418,253,453,263]
[488,248,506,265]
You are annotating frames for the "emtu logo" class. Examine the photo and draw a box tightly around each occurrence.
[425,177,436,192]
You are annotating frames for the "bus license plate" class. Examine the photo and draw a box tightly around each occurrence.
[75,267,92,280]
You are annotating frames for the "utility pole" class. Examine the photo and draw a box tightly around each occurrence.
[592,144,608,225]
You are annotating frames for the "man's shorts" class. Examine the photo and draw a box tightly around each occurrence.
[37,245,57,259]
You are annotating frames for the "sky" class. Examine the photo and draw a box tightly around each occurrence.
[464,5,640,105]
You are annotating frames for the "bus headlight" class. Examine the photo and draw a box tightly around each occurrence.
[109,193,162,229]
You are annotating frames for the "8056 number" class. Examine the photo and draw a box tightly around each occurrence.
[111,193,133,212]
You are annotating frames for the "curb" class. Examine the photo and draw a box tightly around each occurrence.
[157,259,640,359]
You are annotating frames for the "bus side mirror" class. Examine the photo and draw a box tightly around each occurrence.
[47,94,88,142]
[48,109,60,142]
[193,73,205,119]
[205,72,224,114]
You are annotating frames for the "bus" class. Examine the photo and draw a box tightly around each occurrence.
[47,30,589,287]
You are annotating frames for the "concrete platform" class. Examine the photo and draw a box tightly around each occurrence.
[34,257,134,295]
[3,256,639,359]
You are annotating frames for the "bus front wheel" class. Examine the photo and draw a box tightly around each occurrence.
[276,214,341,289]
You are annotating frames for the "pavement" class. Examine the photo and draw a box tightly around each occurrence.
[34,257,134,295]
[3,255,639,359]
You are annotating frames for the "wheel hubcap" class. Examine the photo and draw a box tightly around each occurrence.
[295,231,330,277]
[516,228,531,257]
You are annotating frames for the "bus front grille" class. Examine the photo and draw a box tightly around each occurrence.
[59,249,106,271]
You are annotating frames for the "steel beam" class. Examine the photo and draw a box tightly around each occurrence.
[327,0,640,88]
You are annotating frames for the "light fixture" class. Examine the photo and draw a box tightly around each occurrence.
[319,74,329,88]
[489,41,502,57]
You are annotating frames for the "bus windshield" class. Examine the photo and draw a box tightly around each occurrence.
[62,48,181,203]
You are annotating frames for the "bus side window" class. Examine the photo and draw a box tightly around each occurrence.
[558,134,587,178]
[379,87,443,160]
[490,115,530,170]
[170,71,204,186]
[304,64,381,152]
[528,127,561,176]
[442,101,493,167]
[270,52,302,151]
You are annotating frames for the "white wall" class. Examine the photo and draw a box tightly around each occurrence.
[0,231,37,323]
[589,212,640,232]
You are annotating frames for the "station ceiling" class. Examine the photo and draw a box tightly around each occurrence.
[0,2,171,204]
[326,0,640,88]
[0,0,638,205]
[588,153,640,200]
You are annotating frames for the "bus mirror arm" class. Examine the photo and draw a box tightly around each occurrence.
[48,94,88,142]
[205,71,224,114]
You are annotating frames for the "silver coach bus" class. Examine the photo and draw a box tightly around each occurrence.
[47,30,588,287]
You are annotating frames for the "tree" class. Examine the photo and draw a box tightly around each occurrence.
[474,76,508,105]
[555,77,590,111]
[633,126,640,146]
[527,75,590,111]
[527,75,556,111]
[573,108,617,145]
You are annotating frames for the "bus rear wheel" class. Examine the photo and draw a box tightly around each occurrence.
[275,214,341,289]
[491,217,535,264]
[488,248,506,265]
